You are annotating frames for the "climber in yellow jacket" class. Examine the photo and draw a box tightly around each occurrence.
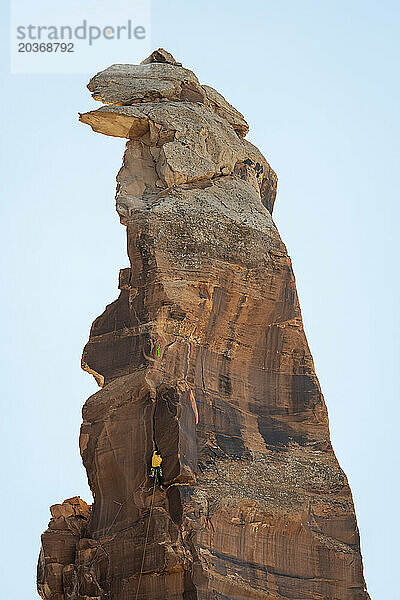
[150,450,163,488]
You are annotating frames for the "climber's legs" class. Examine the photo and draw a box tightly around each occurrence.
[150,466,163,488]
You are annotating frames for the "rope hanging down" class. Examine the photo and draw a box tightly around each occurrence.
[76,483,138,597]
[77,475,156,598]
[135,476,157,600]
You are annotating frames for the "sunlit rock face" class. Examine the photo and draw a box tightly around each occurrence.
[37,48,369,600]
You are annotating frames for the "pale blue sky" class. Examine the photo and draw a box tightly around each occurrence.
[1,1,399,599]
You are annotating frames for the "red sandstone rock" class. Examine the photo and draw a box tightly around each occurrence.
[38,49,370,600]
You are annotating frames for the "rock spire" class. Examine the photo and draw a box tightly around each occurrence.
[37,49,369,600]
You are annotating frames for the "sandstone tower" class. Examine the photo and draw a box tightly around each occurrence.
[37,49,369,600]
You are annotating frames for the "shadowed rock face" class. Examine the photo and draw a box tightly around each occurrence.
[37,48,370,600]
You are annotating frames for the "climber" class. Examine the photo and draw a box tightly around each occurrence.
[150,450,163,488]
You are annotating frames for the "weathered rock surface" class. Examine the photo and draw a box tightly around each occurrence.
[38,49,370,600]
[37,497,90,600]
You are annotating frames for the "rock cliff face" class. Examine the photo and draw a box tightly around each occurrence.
[38,49,370,600]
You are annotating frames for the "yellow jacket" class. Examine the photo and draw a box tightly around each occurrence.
[152,452,162,467]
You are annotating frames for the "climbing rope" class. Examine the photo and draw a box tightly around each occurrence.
[76,486,135,597]
[76,474,155,598]
[135,476,157,600]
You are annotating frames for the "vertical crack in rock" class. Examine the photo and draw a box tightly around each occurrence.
[37,48,370,600]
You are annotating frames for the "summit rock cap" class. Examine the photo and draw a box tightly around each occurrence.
[140,47,182,66]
